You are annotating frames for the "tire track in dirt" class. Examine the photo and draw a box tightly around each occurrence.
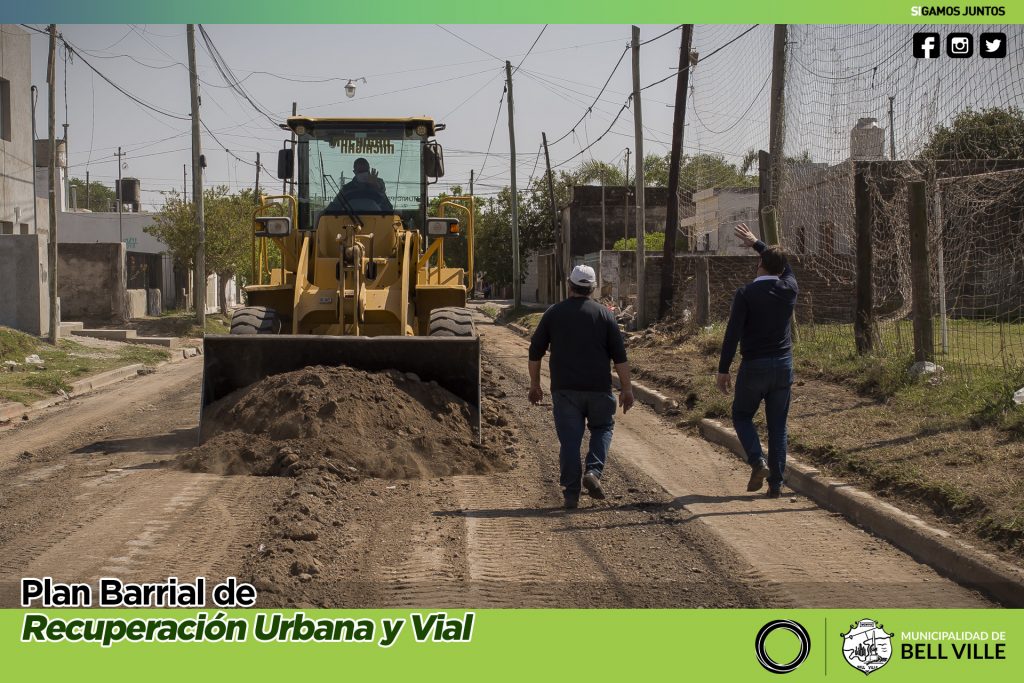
[0,469,284,606]
[481,314,994,608]
[451,474,564,607]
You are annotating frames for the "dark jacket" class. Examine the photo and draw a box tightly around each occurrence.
[529,297,628,392]
[718,240,798,374]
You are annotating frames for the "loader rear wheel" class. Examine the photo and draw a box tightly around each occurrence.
[428,307,476,338]
[230,306,282,335]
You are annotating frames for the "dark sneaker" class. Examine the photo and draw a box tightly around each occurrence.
[766,487,782,499]
[747,460,770,492]
[582,471,606,500]
[563,496,579,510]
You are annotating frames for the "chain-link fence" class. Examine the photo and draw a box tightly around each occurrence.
[775,24,1024,382]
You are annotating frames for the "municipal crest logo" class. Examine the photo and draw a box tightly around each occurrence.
[842,619,893,675]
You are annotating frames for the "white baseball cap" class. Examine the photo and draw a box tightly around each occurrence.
[568,264,597,287]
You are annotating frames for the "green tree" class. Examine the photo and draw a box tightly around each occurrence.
[612,231,665,252]
[642,154,670,187]
[922,106,1024,159]
[69,177,117,212]
[576,159,625,185]
[428,185,482,271]
[146,186,255,313]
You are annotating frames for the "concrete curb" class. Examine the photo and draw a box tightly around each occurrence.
[507,322,531,337]
[0,363,145,424]
[698,417,1024,607]
[69,364,144,396]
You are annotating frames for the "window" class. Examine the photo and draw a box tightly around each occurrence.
[0,221,13,235]
[0,78,11,142]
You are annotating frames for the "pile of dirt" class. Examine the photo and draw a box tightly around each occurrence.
[178,365,504,479]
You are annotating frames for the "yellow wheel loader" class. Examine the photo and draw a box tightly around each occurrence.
[201,116,481,437]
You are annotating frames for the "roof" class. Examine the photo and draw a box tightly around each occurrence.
[284,117,438,135]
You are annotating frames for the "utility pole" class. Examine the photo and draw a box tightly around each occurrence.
[542,132,564,300]
[46,24,59,343]
[768,24,787,210]
[887,95,897,160]
[623,147,630,243]
[659,24,693,320]
[31,85,39,231]
[255,152,261,199]
[85,169,90,212]
[469,169,474,197]
[183,164,188,199]
[62,122,70,210]
[115,147,125,243]
[187,24,206,326]
[631,26,647,329]
[505,60,520,309]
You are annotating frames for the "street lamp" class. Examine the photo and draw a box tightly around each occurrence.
[345,78,366,98]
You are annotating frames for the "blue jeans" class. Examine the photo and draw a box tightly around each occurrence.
[731,355,793,490]
[551,390,616,499]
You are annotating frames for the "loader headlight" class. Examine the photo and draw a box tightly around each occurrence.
[255,216,292,237]
[426,217,461,238]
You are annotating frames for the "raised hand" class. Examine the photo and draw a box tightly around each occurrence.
[734,222,758,248]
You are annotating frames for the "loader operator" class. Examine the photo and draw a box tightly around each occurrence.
[528,265,635,509]
[326,157,393,214]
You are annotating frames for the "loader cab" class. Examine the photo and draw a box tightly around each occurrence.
[284,117,443,234]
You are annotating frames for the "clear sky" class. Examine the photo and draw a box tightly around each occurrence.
[25,24,773,210]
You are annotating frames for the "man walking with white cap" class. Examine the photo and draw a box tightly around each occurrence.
[528,264,635,509]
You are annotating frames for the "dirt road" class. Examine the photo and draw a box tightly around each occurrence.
[0,318,994,608]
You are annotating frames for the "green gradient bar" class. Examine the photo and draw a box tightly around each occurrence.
[4,0,1022,24]
[4,609,1024,681]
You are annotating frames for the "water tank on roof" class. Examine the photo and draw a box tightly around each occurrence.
[850,117,885,160]
[117,177,142,212]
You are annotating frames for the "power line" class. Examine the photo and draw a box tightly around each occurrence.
[544,46,629,147]
[552,98,632,169]
[197,24,279,128]
[513,25,548,73]
[641,24,761,92]
[478,86,507,177]
[639,25,683,46]
[435,25,503,62]
[440,68,504,120]
[20,25,192,121]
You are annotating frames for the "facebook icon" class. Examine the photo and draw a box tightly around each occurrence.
[913,32,940,59]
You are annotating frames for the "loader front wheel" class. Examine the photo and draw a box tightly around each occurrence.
[428,307,476,338]
[230,306,282,335]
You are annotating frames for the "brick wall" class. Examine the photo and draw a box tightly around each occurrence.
[642,253,856,324]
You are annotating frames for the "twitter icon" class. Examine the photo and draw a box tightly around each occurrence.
[980,32,1007,58]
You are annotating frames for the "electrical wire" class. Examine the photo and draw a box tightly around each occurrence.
[544,46,629,147]
[435,25,504,62]
[513,25,548,73]
[641,25,760,92]
[478,87,507,178]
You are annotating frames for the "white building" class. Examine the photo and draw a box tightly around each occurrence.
[684,187,759,254]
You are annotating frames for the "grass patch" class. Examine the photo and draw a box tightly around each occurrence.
[0,328,38,362]
[0,326,170,406]
[627,318,1024,556]
[496,306,545,332]
[136,310,231,338]
[479,304,500,320]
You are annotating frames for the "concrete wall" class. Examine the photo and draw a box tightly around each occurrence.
[58,211,174,306]
[0,234,49,335]
[590,248,856,324]
[0,26,37,236]
[562,186,669,259]
[57,242,127,323]
[642,253,857,324]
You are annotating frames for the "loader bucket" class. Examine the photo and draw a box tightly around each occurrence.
[200,334,481,441]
